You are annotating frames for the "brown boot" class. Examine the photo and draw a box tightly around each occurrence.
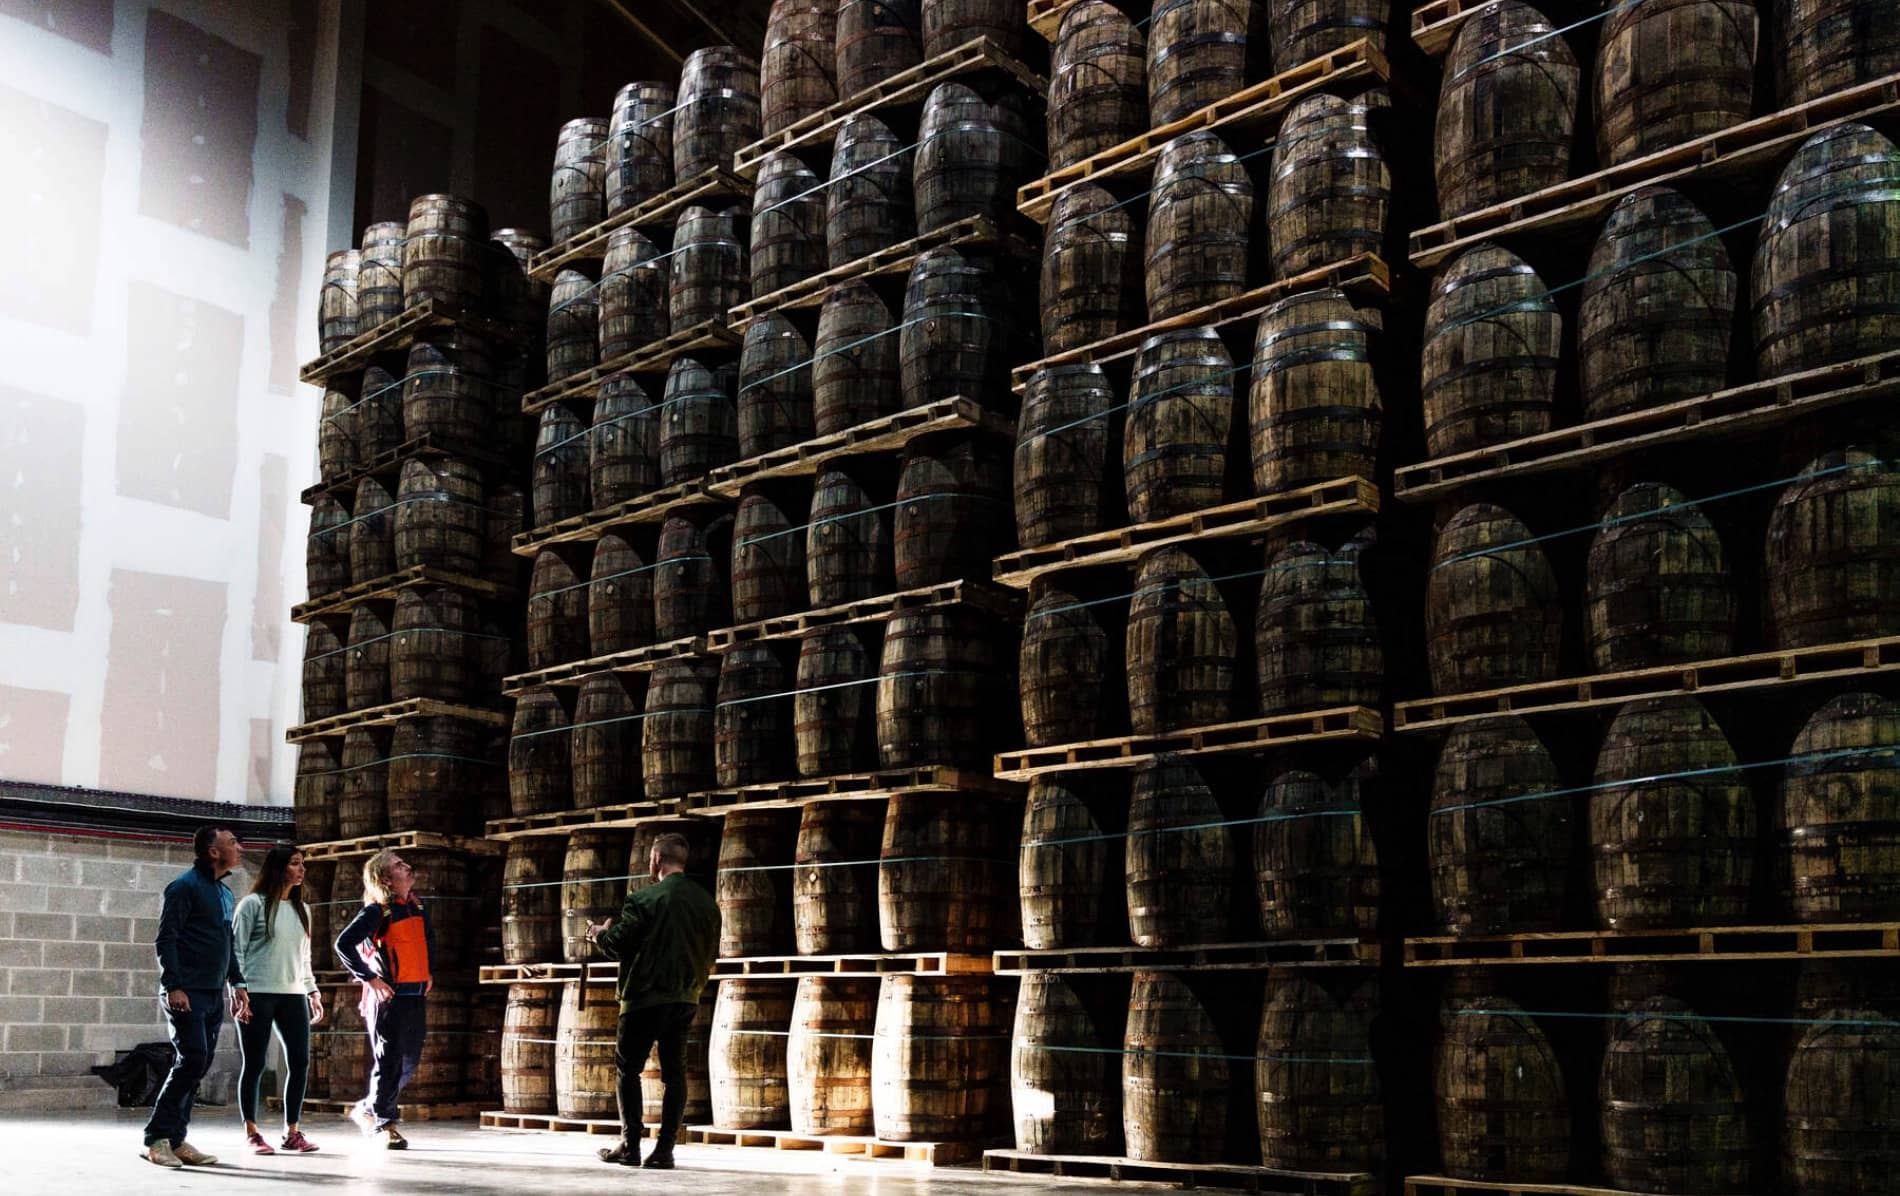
[598,1140,639,1166]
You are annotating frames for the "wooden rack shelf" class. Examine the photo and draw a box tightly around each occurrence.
[500,634,705,696]
[686,1125,985,1166]
[994,706,1385,781]
[287,697,511,744]
[300,435,514,506]
[484,799,680,840]
[299,298,522,385]
[986,1152,1379,1194]
[481,1111,651,1135]
[1403,921,1900,967]
[733,36,1044,178]
[711,952,994,977]
[1409,73,1900,268]
[1016,39,1390,222]
[705,578,1021,651]
[522,317,741,415]
[1392,349,1900,503]
[1405,1177,1705,1196]
[994,938,1382,975]
[1409,0,1520,57]
[993,476,1379,590]
[705,398,1014,497]
[479,961,619,985]
[1393,635,1900,733]
[527,166,748,282]
[511,480,724,556]
[299,830,499,862]
[293,564,515,624]
[676,765,1020,814]
[1025,0,1083,42]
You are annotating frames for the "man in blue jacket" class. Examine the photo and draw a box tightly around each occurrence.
[143,824,251,1169]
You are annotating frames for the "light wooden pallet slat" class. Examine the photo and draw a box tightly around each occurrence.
[510,480,724,556]
[986,1151,1379,1194]
[299,298,523,385]
[1026,0,1083,41]
[521,317,742,415]
[704,398,1015,497]
[1403,921,1900,967]
[705,578,1022,651]
[479,962,620,985]
[1409,74,1900,268]
[1409,0,1517,56]
[1394,636,1900,733]
[299,830,498,862]
[992,476,1380,589]
[484,800,682,840]
[995,706,1386,781]
[685,1125,985,1165]
[293,564,515,624]
[1393,349,1900,503]
[677,765,1020,814]
[286,698,511,744]
[1016,40,1390,222]
[1009,254,1390,391]
[500,635,707,696]
[710,952,994,977]
[480,1111,661,1136]
[300,434,513,506]
[527,166,748,282]
[994,938,1383,975]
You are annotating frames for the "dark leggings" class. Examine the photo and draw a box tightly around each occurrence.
[237,992,311,1125]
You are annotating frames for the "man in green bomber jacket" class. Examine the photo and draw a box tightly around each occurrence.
[584,831,720,1170]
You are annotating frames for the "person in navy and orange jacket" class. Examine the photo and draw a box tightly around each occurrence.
[333,848,433,1149]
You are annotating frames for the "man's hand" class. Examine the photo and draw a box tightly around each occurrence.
[165,989,190,1013]
[231,988,251,1023]
[308,993,325,1025]
[424,978,434,996]
[368,978,395,1001]
[584,918,611,943]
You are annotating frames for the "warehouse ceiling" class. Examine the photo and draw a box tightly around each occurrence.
[603,0,773,63]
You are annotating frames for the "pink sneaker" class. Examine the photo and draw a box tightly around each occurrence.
[246,1131,275,1155]
[280,1130,319,1153]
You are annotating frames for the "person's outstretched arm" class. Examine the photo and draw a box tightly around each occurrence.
[593,887,652,960]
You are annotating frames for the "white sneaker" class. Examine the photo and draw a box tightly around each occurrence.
[349,1101,378,1135]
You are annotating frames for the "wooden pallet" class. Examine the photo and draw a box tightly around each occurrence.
[992,476,1380,589]
[995,938,1382,975]
[527,166,748,281]
[1394,636,1900,733]
[1010,255,1390,392]
[995,706,1385,781]
[286,698,511,744]
[986,1152,1379,1194]
[705,578,1022,651]
[277,1097,483,1121]
[480,961,621,985]
[300,434,513,505]
[705,398,1015,497]
[299,830,498,863]
[1405,1176,1732,1196]
[521,316,742,415]
[1410,73,1900,267]
[484,800,682,840]
[711,952,995,977]
[1017,40,1389,222]
[481,1111,662,1135]
[1404,921,1900,967]
[678,765,1020,814]
[293,564,515,624]
[1393,349,1900,503]
[298,298,521,384]
[1026,0,1084,41]
[685,1125,986,1165]
[1409,0,1523,57]
[500,635,706,696]
[510,480,724,556]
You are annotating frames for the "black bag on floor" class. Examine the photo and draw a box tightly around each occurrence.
[90,1042,176,1107]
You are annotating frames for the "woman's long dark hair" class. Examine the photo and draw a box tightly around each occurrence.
[249,845,309,940]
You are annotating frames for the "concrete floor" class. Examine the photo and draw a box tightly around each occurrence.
[0,1109,1118,1195]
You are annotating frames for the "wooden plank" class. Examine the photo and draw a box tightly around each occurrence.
[686,1125,985,1165]
[1405,1176,1740,1196]
[1017,40,1390,222]
[527,166,748,282]
[677,765,1021,814]
[300,433,513,506]
[995,706,1386,781]
[1010,255,1390,391]
[1403,921,1900,967]
[521,316,742,415]
[710,952,995,977]
[985,1151,1378,1194]
[298,298,523,385]
[993,476,1380,589]
[705,578,1022,651]
[995,938,1383,975]
[299,830,498,862]
[286,698,511,744]
[484,800,683,840]
[1393,350,1900,503]
[1026,0,1082,41]
[733,37,1045,176]
[705,398,1016,497]
[1409,74,1900,268]
[500,635,706,696]
[1394,636,1900,733]
[511,480,725,556]
[1410,0,1512,57]
[293,564,515,623]
[479,962,621,985]
[481,1111,658,1136]
[283,1097,482,1121]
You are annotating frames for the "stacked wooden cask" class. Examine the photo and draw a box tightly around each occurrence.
[1003,0,1398,1182]
[1407,3,1900,1193]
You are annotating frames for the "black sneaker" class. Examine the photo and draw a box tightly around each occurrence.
[641,1151,675,1170]
[384,1126,408,1151]
[598,1141,640,1167]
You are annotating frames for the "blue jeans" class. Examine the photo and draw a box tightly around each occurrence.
[364,994,426,1127]
[144,990,224,1148]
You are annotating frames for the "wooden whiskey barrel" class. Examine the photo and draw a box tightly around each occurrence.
[1585,483,1736,670]
[1421,243,1560,458]
[826,113,915,267]
[550,116,608,245]
[659,355,739,485]
[669,203,747,332]
[738,313,815,459]
[763,0,838,137]
[390,586,476,702]
[813,282,901,434]
[1435,994,1570,1181]
[1016,364,1121,547]
[879,793,1002,951]
[344,605,390,712]
[502,983,557,1113]
[488,228,548,337]
[403,194,487,311]
[337,727,389,839]
[598,226,667,360]
[807,466,892,605]
[1601,996,1751,1192]
[1766,449,1900,648]
[358,221,407,326]
[641,660,718,800]
[914,81,1034,234]
[1782,692,1900,922]
[1127,759,1233,946]
[1048,2,1147,171]
[1434,1,1580,219]
[607,81,674,216]
[876,607,999,769]
[1256,761,1380,937]
[591,375,660,508]
[1579,186,1737,421]
[1123,970,1227,1161]
[406,850,474,965]
[795,624,880,777]
[589,533,655,656]
[356,364,404,461]
[794,800,884,954]
[555,979,621,1119]
[349,476,396,584]
[562,829,632,963]
[1146,131,1253,320]
[1267,93,1388,278]
[1126,547,1237,735]
[1021,583,1112,747]
[301,860,334,968]
[1041,185,1145,355]
[301,622,346,723]
[395,457,485,574]
[654,510,733,640]
[308,496,351,597]
[751,151,826,298]
[403,331,491,447]
[1271,0,1386,70]
[674,46,762,180]
[1425,503,1562,695]
[836,0,924,101]
[502,838,567,965]
[1596,0,1757,166]
[1257,972,1383,1174]
[546,269,599,385]
[1012,973,1120,1154]
[484,485,526,580]
[1125,327,1234,521]
[386,717,483,833]
[466,991,506,1105]
[324,985,370,1098]
[1250,288,1381,493]
[1256,534,1382,715]
[509,687,572,817]
[294,741,342,844]
[1429,716,1568,934]
[1781,0,1900,104]
[732,486,808,624]
[872,974,1006,1141]
[715,643,795,787]
[319,249,360,352]
[924,0,1024,55]
[571,673,639,810]
[899,246,1013,411]
[318,381,358,481]
[711,979,795,1128]
[1148,0,1263,125]
[894,435,1010,587]
[1785,1007,1900,1192]
[527,548,589,670]
[789,975,878,1134]
[1020,774,1113,949]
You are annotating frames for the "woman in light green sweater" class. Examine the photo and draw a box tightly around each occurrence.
[232,845,324,1154]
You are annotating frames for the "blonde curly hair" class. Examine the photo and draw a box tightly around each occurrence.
[362,849,402,905]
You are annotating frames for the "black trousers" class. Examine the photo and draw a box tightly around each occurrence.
[144,990,223,1148]
[237,992,311,1125]
[615,1002,696,1148]
[365,994,426,1127]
